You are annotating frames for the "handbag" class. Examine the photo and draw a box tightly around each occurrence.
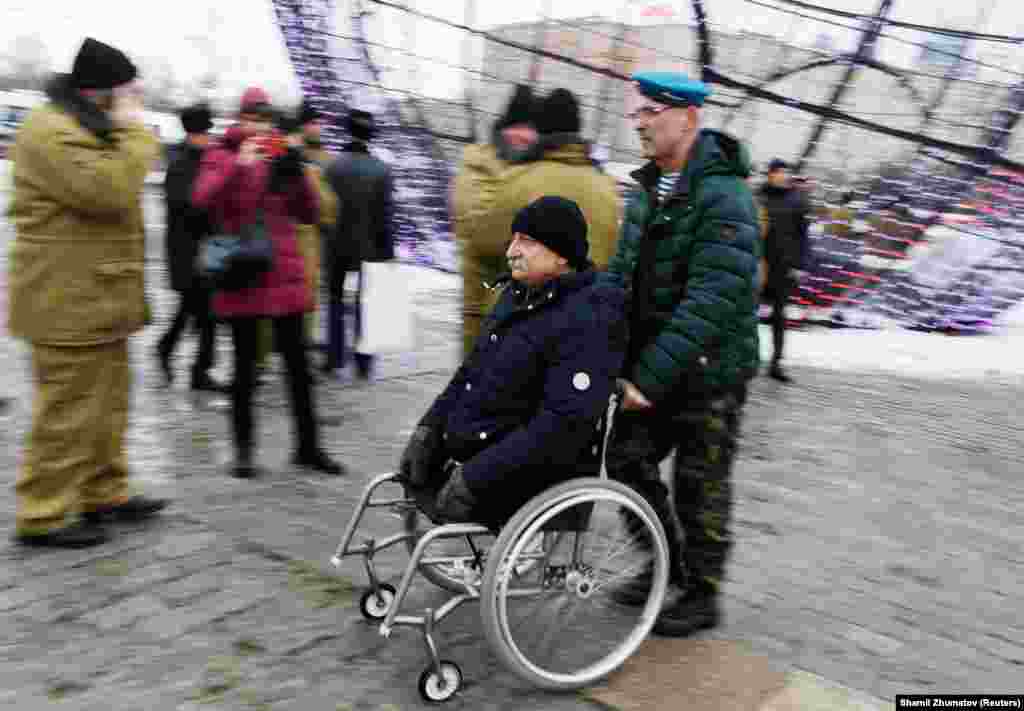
[199,209,274,291]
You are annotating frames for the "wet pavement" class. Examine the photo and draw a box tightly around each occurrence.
[1,188,1023,709]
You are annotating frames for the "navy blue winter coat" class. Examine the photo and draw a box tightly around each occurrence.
[421,267,628,524]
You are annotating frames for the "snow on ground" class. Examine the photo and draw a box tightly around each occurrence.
[764,323,1024,384]
[411,268,1024,384]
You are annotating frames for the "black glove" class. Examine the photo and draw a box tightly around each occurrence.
[398,425,443,489]
[433,462,477,523]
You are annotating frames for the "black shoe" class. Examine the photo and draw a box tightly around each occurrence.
[354,354,373,381]
[652,585,721,637]
[82,496,169,524]
[156,346,173,386]
[15,520,110,548]
[190,375,229,394]
[0,398,11,414]
[231,462,260,479]
[768,363,792,383]
[292,449,346,476]
[320,360,340,375]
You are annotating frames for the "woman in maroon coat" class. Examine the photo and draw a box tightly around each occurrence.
[193,87,343,479]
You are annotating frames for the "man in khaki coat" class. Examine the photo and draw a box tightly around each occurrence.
[452,87,622,357]
[295,100,337,351]
[7,38,168,548]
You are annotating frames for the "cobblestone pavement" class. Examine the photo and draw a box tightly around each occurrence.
[1,191,1023,709]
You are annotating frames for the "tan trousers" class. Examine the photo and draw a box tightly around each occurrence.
[16,340,132,533]
[460,249,507,359]
[296,228,322,344]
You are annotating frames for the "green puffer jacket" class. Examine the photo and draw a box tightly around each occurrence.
[605,129,760,407]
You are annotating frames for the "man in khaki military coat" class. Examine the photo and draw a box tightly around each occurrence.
[452,87,622,357]
[7,38,168,548]
[294,100,337,352]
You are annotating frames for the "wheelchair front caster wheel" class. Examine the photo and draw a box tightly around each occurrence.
[418,660,462,703]
[359,584,397,621]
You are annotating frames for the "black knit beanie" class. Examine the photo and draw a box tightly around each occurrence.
[70,38,138,90]
[510,196,589,270]
[536,88,581,135]
[179,103,213,134]
[347,109,375,141]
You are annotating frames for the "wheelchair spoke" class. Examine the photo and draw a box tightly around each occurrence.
[590,555,655,595]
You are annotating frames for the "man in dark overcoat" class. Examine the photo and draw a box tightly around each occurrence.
[156,103,225,391]
[396,196,628,527]
[324,109,394,380]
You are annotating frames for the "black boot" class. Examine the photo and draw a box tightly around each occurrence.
[156,344,173,386]
[652,581,721,637]
[14,520,110,548]
[82,496,169,524]
[608,507,686,607]
[768,361,792,383]
[231,447,259,479]
[292,448,346,476]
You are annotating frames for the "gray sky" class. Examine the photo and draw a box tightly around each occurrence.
[4,0,1022,104]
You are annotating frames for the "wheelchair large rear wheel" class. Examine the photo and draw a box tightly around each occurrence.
[480,478,670,691]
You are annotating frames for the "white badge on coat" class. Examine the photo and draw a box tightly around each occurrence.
[572,372,591,391]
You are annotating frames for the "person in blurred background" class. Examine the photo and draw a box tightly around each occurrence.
[294,99,336,356]
[451,84,540,358]
[451,86,622,359]
[486,88,622,270]
[193,87,344,479]
[324,109,395,381]
[758,159,810,383]
[156,102,226,393]
[8,37,167,548]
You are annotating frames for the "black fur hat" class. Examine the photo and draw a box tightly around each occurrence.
[70,38,137,90]
[536,88,581,135]
[496,84,536,129]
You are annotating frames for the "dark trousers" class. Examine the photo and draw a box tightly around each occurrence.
[325,269,373,376]
[158,284,216,381]
[228,314,319,460]
[767,274,796,364]
[606,386,747,591]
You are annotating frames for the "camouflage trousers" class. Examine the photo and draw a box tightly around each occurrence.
[606,386,747,592]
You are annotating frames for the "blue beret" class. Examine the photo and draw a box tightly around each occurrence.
[632,71,711,107]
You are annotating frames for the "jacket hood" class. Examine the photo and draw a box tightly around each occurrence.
[44,73,115,143]
[631,129,751,197]
[538,134,591,164]
[694,129,752,178]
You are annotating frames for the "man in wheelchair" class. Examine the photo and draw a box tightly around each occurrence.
[397,196,628,527]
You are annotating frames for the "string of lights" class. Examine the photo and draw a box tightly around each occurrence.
[269,0,1022,330]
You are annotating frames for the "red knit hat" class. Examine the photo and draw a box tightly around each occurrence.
[238,87,272,116]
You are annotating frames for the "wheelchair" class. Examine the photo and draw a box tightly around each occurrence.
[330,392,671,703]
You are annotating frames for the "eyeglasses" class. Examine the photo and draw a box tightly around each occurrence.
[626,104,671,121]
